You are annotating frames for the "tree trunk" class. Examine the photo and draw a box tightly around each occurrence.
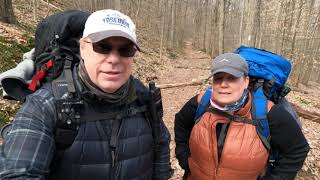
[210,1,219,56]
[180,0,189,48]
[203,0,209,51]
[193,1,202,49]
[241,0,260,47]
[218,0,224,54]
[301,33,319,85]
[301,55,314,86]
[159,1,165,61]
[134,0,141,27]
[317,67,320,83]
[280,1,291,55]
[239,0,246,46]
[301,0,315,55]
[293,0,314,86]
[207,0,214,55]
[289,0,303,60]
[169,0,176,49]
[274,1,283,53]
[253,0,261,47]
[0,0,17,24]
[174,0,181,48]
[258,1,267,49]
[114,0,121,10]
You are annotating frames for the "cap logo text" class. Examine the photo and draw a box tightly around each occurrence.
[102,14,130,29]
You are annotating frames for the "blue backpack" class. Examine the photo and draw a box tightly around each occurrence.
[194,46,294,170]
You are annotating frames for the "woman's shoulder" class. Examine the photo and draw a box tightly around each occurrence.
[267,98,301,128]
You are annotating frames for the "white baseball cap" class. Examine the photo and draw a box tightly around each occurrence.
[83,9,139,49]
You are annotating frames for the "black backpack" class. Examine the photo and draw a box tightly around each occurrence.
[0,10,90,101]
[0,10,89,137]
[28,10,90,92]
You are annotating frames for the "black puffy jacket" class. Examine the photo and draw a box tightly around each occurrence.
[48,78,172,180]
[0,77,172,180]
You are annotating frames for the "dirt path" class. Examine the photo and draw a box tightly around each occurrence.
[157,41,211,179]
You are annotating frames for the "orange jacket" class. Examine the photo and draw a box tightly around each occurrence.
[187,93,273,180]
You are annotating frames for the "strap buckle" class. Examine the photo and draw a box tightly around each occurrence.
[230,116,245,122]
[126,107,137,116]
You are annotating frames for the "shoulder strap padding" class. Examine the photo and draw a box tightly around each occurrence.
[252,86,273,151]
[194,88,212,123]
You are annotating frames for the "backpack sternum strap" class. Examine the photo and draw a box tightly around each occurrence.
[207,108,261,127]
[81,105,148,122]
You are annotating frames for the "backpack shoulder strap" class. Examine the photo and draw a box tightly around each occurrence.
[194,88,212,123]
[51,63,83,150]
[134,79,164,141]
[252,86,271,151]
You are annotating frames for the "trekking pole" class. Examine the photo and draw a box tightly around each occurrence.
[148,81,163,141]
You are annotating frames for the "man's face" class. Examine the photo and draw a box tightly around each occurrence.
[80,36,136,93]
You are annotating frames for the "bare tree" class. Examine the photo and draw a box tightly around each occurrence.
[159,1,166,60]
[169,0,176,49]
[114,0,121,10]
[33,0,38,21]
[253,0,261,47]
[203,0,209,50]
[218,0,225,54]
[239,0,246,46]
[289,0,303,60]
[300,0,317,85]
[0,0,16,24]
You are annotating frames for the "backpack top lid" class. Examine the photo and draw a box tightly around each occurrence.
[235,46,292,96]
[30,10,90,89]
[34,10,90,57]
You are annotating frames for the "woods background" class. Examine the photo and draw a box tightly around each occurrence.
[72,0,320,88]
[1,0,320,88]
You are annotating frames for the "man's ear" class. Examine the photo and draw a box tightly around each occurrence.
[79,38,86,58]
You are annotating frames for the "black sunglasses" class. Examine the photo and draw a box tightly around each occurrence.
[90,41,137,57]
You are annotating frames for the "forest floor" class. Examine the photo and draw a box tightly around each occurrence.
[155,41,320,180]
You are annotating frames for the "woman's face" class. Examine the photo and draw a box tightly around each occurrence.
[211,72,249,106]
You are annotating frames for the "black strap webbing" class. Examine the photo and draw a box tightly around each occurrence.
[217,123,229,162]
[64,58,76,93]
[207,108,263,129]
[55,128,78,149]
[81,105,148,122]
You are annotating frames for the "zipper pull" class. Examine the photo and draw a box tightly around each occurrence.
[111,150,116,167]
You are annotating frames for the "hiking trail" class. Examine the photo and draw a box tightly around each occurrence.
[157,41,211,179]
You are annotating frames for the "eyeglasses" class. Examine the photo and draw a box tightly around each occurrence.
[87,41,137,57]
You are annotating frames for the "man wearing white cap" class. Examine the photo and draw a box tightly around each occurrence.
[0,9,172,180]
